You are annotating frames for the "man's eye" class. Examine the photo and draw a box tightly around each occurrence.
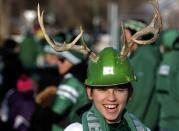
[117,89,125,92]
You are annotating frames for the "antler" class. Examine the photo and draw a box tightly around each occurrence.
[120,0,162,58]
[37,4,98,62]
[120,22,131,58]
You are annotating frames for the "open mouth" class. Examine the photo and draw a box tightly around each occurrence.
[104,104,118,112]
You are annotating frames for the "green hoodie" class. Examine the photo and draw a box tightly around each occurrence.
[156,50,179,130]
[127,45,161,130]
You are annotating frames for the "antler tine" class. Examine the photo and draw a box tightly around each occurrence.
[37,4,83,52]
[119,0,162,59]
[152,0,162,32]
[130,0,162,45]
[120,22,137,59]
[120,22,131,58]
[71,33,99,62]
[37,4,99,62]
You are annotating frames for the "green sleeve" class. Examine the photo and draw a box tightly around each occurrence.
[52,95,73,115]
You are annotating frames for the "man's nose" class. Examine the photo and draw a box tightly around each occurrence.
[107,89,116,101]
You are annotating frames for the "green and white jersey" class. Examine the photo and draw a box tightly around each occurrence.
[52,73,88,113]
[51,73,89,131]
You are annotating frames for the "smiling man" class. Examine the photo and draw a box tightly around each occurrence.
[64,47,150,131]
[86,85,131,124]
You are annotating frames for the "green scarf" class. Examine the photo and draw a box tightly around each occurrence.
[82,104,149,131]
[82,104,109,131]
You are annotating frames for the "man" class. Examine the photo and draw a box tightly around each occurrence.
[124,19,161,130]
[41,38,89,131]
[156,29,179,131]
[33,30,90,131]
[64,47,150,131]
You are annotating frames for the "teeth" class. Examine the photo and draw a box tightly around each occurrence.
[104,105,116,109]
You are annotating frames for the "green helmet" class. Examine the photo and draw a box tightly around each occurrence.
[85,47,136,86]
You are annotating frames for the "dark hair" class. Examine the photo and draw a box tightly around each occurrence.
[54,31,66,42]
[3,38,18,50]
[88,83,133,92]
[87,83,133,100]
[173,36,179,50]
[1,38,19,56]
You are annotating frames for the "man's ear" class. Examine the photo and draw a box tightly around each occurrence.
[86,86,93,100]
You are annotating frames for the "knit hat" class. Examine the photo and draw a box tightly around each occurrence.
[124,19,147,32]
[17,75,33,92]
[162,29,179,49]
[44,45,84,65]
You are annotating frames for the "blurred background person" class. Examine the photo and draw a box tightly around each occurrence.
[0,38,25,104]
[33,30,90,131]
[156,29,179,131]
[124,19,161,131]
[19,31,43,70]
[0,74,37,131]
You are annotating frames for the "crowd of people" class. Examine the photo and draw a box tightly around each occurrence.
[0,1,179,131]
[0,25,91,131]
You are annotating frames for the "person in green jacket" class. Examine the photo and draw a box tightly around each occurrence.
[43,38,90,131]
[124,19,161,130]
[156,29,179,131]
[19,31,43,69]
